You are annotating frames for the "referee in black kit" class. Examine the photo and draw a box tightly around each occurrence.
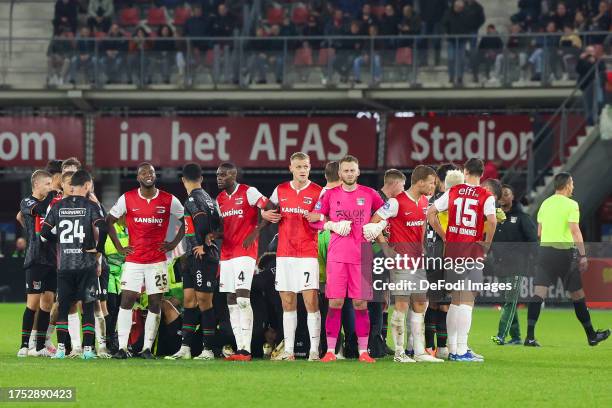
[525,172,610,347]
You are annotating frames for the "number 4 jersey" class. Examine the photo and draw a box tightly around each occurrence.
[434,183,495,257]
[43,196,106,271]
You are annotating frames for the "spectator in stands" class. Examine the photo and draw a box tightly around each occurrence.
[47,27,73,86]
[577,45,607,124]
[574,9,588,32]
[559,23,583,79]
[334,20,363,83]
[87,0,114,34]
[443,0,472,86]
[12,238,26,258]
[379,4,399,48]
[302,14,323,47]
[548,2,574,30]
[68,26,95,84]
[127,27,152,86]
[482,160,501,181]
[153,25,179,84]
[398,4,421,48]
[464,0,486,48]
[210,2,236,83]
[471,23,503,83]
[353,24,383,84]
[493,23,530,84]
[357,3,378,34]
[419,0,447,65]
[528,21,562,81]
[323,7,347,48]
[512,0,542,30]
[587,0,611,44]
[247,26,270,84]
[101,23,128,84]
[53,0,78,34]
[335,0,364,18]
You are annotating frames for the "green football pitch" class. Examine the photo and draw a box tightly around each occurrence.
[1,303,610,407]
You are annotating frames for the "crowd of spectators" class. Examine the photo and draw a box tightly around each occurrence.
[46,0,612,87]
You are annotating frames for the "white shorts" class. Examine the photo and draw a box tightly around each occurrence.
[121,261,168,295]
[390,268,428,296]
[219,256,256,293]
[275,257,320,293]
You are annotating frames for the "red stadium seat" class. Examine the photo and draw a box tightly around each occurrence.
[205,49,216,66]
[317,48,335,66]
[147,6,167,26]
[266,6,284,25]
[606,71,612,93]
[294,46,313,66]
[173,6,191,26]
[291,4,309,25]
[119,7,140,27]
[395,47,413,65]
[95,31,107,39]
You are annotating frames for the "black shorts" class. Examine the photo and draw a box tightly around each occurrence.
[57,268,99,304]
[25,264,57,294]
[426,258,450,305]
[534,247,582,293]
[182,256,218,293]
[98,264,109,301]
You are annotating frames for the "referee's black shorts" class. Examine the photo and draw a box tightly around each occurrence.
[534,246,582,293]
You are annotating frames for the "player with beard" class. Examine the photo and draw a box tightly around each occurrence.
[214,163,271,361]
[369,165,444,363]
[310,155,385,363]
[17,170,56,357]
[108,163,185,359]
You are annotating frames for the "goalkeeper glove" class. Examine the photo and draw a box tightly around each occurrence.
[362,220,387,242]
[496,207,506,223]
[324,220,352,236]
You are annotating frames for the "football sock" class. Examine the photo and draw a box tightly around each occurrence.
[21,307,36,348]
[181,307,199,347]
[200,307,216,350]
[390,310,406,353]
[117,307,132,350]
[424,308,436,349]
[456,304,473,356]
[435,309,448,348]
[94,310,106,349]
[68,312,81,350]
[354,308,370,354]
[283,310,298,354]
[527,295,543,339]
[237,297,253,353]
[36,310,51,351]
[307,311,321,354]
[411,311,425,355]
[446,304,459,355]
[325,307,342,352]
[81,302,95,348]
[228,304,241,350]
[573,298,596,338]
[142,311,161,351]
[56,321,69,346]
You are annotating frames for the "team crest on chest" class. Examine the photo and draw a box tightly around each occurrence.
[357,198,365,206]
[235,197,244,205]
[156,206,166,214]
[303,197,313,205]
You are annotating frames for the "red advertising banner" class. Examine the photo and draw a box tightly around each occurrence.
[94,117,377,168]
[584,258,612,308]
[0,117,83,167]
[385,115,535,167]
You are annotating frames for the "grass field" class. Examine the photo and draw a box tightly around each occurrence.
[1,303,611,407]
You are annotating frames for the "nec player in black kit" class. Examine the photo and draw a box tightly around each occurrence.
[41,170,108,360]
[17,170,57,357]
[167,163,221,360]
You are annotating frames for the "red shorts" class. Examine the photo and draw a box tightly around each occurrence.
[325,260,372,301]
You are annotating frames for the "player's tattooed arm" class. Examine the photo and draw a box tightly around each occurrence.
[107,214,133,256]
[426,205,446,242]
[93,218,108,254]
[40,221,56,243]
[479,213,497,254]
